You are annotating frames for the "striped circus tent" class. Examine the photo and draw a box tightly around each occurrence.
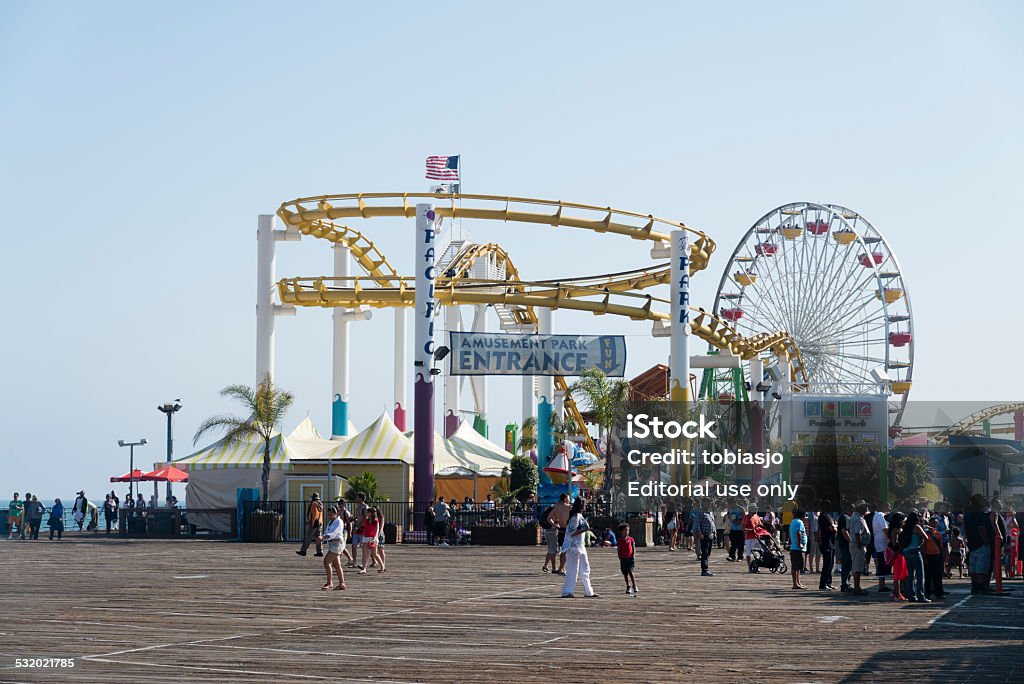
[445,420,514,474]
[172,433,290,471]
[332,411,413,463]
[288,415,357,443]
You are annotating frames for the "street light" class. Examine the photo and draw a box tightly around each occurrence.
[157,400,183,503]
[117,438,147,505]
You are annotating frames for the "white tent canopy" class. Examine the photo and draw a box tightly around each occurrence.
[284,416,351,461]
[407,420,514,475]
[169,432,290,471]
[331,411,413,463]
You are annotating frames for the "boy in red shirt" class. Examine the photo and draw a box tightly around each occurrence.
[617,522,638,595]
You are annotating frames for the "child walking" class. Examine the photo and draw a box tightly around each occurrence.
[617,523,638,595]
[947,528,965,578]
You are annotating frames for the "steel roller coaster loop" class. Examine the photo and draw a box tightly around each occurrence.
[273,192,810,452]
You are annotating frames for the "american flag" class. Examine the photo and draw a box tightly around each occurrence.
[425,155,460,181]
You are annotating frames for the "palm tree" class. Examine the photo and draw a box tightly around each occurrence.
[193,374,294,503]
[520,412,574,457]
[569,367,629,490]
[344,471,388,502]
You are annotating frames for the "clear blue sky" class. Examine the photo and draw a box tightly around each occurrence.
[2,2,1022,501]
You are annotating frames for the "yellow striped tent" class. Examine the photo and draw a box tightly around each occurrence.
[332,411,413,463]
[171,433,290,471]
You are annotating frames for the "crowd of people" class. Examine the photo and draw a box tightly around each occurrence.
[295,492,390,590]
[516,491,1022,601]
[6,489,184,539]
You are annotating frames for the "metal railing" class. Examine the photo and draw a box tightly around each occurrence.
[236,499,659,544]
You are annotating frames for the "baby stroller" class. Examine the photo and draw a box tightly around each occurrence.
[749,532,788,574]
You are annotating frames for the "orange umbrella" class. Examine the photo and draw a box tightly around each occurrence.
[111,469,146,482]
[140,465,189,482]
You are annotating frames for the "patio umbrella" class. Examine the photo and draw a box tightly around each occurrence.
[110,469,146,482]
[139,465,188,482]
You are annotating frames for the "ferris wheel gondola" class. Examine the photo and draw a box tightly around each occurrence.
[707,202,914,425]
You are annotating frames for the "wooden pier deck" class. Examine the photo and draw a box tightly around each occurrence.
[0,537,1021,683]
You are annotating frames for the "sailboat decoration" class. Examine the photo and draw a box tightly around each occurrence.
[542,442,571,485]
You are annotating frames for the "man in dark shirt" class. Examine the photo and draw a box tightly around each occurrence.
[963,494,994,594]
[817,506,837,591]
[837,502,853,592]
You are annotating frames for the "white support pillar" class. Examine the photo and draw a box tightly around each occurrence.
[537,308,555,469]
[669,231,691,485]
[393,307,407,431]
[444,305,462,437]
[256,214,300,384]
[469,304,488,435]
[669,231,691,403]
[256,215,277,383]
[332,244,351,438]
[750,356,764,402]
[749,355,765,484]
[520,323,536,450]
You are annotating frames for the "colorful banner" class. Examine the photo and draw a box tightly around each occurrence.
[448,332,626,377]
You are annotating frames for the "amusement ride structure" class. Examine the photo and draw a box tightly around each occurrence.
[702,202,914,426]
[255,192,819,502]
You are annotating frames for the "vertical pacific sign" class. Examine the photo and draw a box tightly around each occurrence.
[413,204,438,507]
[669,230,691,402]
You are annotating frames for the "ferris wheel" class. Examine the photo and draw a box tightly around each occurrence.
[709,202,914,425]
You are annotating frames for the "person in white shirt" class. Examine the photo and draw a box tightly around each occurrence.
[560,498,599,598]
[318,506,346,591]
[481,494,496,511]
[872,502,891,593]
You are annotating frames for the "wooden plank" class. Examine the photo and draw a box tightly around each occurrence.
[0,538,1020,682]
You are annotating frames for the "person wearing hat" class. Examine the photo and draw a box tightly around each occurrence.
[848,500,871,596]
[72,491,88,531]
[296,492,324,557]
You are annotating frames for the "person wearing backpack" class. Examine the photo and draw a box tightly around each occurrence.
[540,503,558,573]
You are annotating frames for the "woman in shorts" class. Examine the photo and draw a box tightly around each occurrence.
[665,511,678,551]
[318,506,346,590]
[359,509,385,574]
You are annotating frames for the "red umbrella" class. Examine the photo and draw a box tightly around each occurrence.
[139,465,188,482]
[111,469,146,482]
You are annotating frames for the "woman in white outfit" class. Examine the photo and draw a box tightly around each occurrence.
[318,507,346,591]
[560,497,599,598]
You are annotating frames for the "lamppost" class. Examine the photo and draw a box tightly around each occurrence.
[157,400,183,502]
[117,438,148,506]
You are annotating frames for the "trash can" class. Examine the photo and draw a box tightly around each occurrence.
[384,522,402,545]
[249,511,283,542]
[127,516,147,535]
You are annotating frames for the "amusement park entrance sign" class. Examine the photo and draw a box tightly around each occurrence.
[448,332,626,377]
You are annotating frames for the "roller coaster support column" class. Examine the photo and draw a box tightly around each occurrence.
[414,204,438,507]
[470,304,488,437]
[669,231,692,485]
[537,308,555,470]
[394,308,407,431]
[332,244,351,438]
[777,349,792,488]
[522,324,536,453]
[256,214,298,384]
[750,355,765,486]
[1016,411,1024,442]
[444,305,462,437]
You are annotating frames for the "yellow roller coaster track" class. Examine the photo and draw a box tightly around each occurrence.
[274,192,808,457]
[277,274,807,378]
[277,192,716,277]
[932,402,1024,446]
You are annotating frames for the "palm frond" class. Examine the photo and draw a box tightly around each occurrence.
[193,414,252,445]
[220,384,256,408]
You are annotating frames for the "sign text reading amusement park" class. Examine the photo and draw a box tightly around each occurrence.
[448,332,626,376]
